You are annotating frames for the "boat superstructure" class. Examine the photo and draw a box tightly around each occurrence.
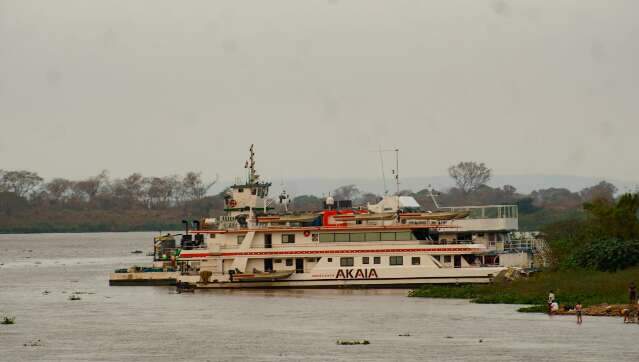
[167,145,518,289]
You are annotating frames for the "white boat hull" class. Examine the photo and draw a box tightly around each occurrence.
[179,267,504,289]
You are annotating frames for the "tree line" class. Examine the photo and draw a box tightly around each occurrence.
[0,170,218,214]
[0,162,629,232]
[290,162,620,221]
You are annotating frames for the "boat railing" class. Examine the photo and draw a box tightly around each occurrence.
[504,238,546,253]
[181,244,208,250]
[440,205,518,220]
[217,239,482,250]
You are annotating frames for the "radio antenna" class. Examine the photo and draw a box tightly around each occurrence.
[378,145,388,196]
[373,147,400,196]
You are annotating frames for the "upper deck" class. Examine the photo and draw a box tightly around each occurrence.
[439,205,518,232]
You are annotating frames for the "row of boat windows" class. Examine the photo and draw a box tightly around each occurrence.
[225,232,504,243]
[271,256,421,266]
[236,232,416,245]
[236,234,297,244]
[319,232,415,242]
[338,256,420,266]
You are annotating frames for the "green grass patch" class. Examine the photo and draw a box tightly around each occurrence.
[410,267,639,308]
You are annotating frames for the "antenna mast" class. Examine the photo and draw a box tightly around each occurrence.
[247,144,258,184]
[375,148,401,196]
[394,148,399,196]
[378,145,388,195]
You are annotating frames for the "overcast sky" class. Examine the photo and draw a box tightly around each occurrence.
[1,0,637,185]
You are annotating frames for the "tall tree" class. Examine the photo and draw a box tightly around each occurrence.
[45,178,73,202]
[182,172,217,200]
[448,162,491,194]
[0,170,43,198]
[110,173,147,207]
[356,192,381,206]
[579,181,617,203]
[146,176,176,208]
[72,170,109,202]
[332,184,360,200]
[531,188,582,210]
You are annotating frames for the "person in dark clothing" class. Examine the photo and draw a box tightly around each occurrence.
[575,302,583,324]
[630,282,637,305]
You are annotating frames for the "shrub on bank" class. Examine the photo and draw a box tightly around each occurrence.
[543,194,639,272]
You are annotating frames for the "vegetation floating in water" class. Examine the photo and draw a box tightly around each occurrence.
[1,315,16,325]
[336,339,370,345]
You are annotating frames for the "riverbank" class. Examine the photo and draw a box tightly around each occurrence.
[409,267,639,312]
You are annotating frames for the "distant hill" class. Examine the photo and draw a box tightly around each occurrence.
[211,175,638,197]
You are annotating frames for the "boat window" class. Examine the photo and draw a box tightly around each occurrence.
[381,232,396,241]
[389,256,403,266]
[264,259,273,272]
[238,188,244,193]
[457,233,472,242]
[286,259,293,266]
[365,232,381,241]
[282,234,296,243]
[327,258,333,262]
[335,233,350,242]
[251,189,257,195]
[319,233,335,242]
[411,229,428,241]
[411,257,420,265]
[373,256,381,264]
[274,259,282,263]
[444,255,452,263]
[350,233,365,242]
[395,232,412,241]
[362,257,370,265]
[340,257,354,267]
[209,234,216,239]
[237,235,245,244]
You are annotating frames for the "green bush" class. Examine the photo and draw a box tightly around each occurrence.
[542,193,639,272]
[571,238,639,272]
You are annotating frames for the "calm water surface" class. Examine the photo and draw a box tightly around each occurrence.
[1,232,637,361]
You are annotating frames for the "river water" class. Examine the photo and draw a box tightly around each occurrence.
[0,232,637,361]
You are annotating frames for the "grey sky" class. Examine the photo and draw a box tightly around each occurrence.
[1,0,638,185]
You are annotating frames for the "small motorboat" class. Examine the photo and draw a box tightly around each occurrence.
[176,281,196,293]
[231,270,294,283]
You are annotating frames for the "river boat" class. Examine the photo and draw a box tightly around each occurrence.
[171,145,519,289]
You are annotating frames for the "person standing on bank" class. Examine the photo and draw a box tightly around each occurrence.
[575,302,583,324]
[548,290,555,314]
[629,282,637,305]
